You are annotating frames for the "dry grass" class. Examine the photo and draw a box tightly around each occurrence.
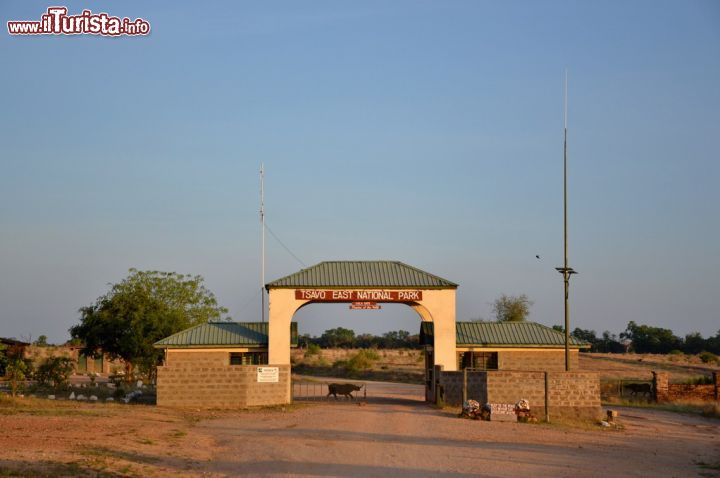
[294,349,719,384]
[0,395,114,417]
[581,353,719,381]
[293,348,426,383]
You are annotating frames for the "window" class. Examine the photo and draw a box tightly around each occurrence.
[230,352,268,365]
[458,351,498,370]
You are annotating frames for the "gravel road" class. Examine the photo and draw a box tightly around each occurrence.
[1,381,718,477]
[194,380,720,477]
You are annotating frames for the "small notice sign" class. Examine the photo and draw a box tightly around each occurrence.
[349,302,381,310]
[257,367,279,383]
[489,403,517,422]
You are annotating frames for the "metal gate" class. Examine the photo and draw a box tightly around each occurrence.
[600,379,655,401]
[292,380,367,402]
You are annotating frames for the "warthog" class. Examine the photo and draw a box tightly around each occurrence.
[327,383,363,400]
[624,382,653,397]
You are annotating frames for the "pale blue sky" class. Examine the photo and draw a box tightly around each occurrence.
[1,1,719,343]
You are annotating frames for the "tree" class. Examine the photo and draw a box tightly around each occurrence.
[682,332,706,355]
[70,269,229,381]
[596,331,627,353]
[0,342,6,377]
[571,328,597,351]
[33,335,49,347]
[571,328,597,343]
[492,294,532,322]
[706,330,720,355]
[621,321,682,354]
[6,356,31,397]
[319,327,356,348]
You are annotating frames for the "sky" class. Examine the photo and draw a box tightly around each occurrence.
[1,1,719,344]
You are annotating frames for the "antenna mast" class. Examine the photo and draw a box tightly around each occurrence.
[556,69,577,371]
[260,163,265,322]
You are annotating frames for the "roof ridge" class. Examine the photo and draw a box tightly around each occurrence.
[266,261,458,289]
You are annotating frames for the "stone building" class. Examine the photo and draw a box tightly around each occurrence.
[153,321,297,407]
[421,321,599,417]
[420,320,588,372]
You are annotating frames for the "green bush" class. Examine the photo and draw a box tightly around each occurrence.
[5,357,32,397]
[304,343,321,357]
[668,349,684,355]
[331,350,378,373]
[362,349,380,361]
[682,376,713,385]
[345,350,377,372]
[35,356,74,390]
[699,351,719,364]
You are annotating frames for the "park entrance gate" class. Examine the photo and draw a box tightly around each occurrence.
[265,261,459,403]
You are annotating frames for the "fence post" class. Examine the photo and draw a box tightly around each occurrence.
[462,368,467,404]
[652,371,669,403]
[544,371,550,423]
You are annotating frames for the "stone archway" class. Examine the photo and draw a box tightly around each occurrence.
[265,261,458,403]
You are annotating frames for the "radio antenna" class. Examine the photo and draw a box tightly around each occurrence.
[555,69,577,370]
[260,163,265,323]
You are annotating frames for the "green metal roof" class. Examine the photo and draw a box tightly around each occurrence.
[420,321,588,348]
[154,322,298,348]
[266,261,458,289]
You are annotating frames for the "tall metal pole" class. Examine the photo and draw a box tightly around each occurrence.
[563,72,569,371]
[260,163,265,323]
[556,70,577,371]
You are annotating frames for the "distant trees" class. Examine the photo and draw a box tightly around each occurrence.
[301,328,420,349]
[319,327,356,348]
[567,322,720,355]
[621,321,683,354]
[492,294,532,322]
[570,328,626,353]
[33,335,49,347]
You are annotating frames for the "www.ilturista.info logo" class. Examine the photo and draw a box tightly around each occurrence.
[7,7,150,36]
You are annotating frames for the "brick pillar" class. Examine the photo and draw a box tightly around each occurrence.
[653,371,669,403]
[713,371,719,401]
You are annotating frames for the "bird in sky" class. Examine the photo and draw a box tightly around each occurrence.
[536,255,541,259]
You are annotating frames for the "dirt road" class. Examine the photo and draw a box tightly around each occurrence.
[196,381,720,477]
[1,382,718,477]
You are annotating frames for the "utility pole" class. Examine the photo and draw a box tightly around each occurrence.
[260,163,265,322]
[555,70,577,371]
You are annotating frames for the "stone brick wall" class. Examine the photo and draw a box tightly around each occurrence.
[498,350,579,371]
[485,371,546,406]
[157,362,290,408]
[667,384,715,401]
[439,370,600,420]
[166,350,230,367]
[654,371,719,403]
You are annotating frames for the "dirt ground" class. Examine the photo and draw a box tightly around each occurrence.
[1,381,719,477]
